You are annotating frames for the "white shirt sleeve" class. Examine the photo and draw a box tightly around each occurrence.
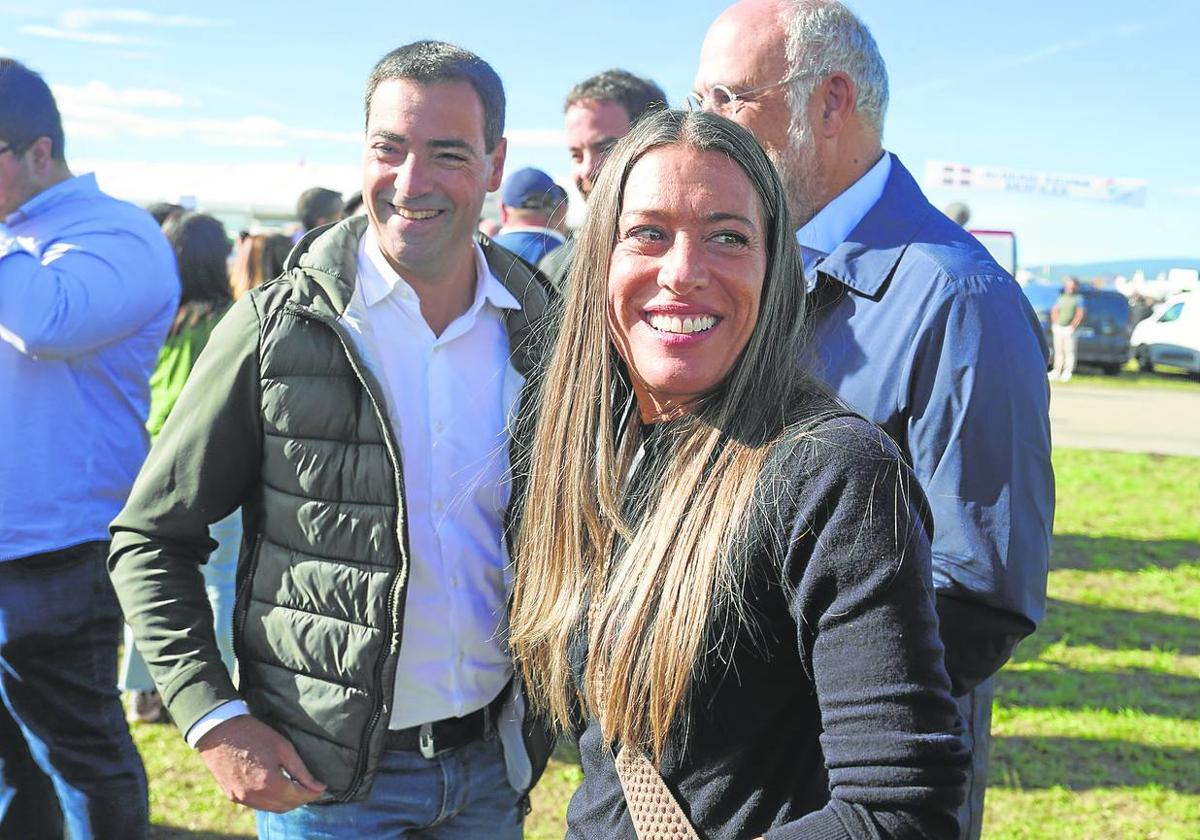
[185,700,252,748]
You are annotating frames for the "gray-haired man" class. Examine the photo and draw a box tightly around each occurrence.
[694,2,1054,837]
[110,41,554,837]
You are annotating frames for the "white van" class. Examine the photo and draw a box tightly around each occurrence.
[1131,293,1199,375]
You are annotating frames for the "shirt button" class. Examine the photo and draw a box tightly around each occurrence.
[450,576,459,588]
[434,420,446,434]
[434,500,444,512]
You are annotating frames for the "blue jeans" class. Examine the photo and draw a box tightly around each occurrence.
[954,677,993,840]
[257,734,523,839]
[0,541,149,839]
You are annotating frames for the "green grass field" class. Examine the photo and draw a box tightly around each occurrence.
[133,447,1200,838]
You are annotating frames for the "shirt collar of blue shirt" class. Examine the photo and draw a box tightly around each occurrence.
[359,224,522,315]
[796,152,933,299]
[4,172,98,227]
[797,151,891,261]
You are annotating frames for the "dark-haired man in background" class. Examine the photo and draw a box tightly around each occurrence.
[110,41,553,837]
[538,68,667,288]
[293,185,343,241]
[0,58,178,839]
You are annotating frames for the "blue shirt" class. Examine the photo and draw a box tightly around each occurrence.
[0,173,179,560]
[492,225,565,266]
[803,155,1053,685]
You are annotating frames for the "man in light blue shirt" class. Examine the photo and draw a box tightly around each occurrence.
[0,58,178,839]
[695,3,1054,838]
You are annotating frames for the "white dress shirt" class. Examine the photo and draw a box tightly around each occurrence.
[796,151,892,286]
[187,228,522,744]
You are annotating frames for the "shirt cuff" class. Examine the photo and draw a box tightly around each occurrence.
[185,699,252,748]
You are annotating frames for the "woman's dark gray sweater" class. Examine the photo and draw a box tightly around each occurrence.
[564,414,969,840]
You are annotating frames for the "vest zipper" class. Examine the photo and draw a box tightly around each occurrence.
[286,303,412,802]
[231,532,263,671]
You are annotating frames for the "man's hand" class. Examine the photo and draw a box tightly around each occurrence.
[196,715,326,813]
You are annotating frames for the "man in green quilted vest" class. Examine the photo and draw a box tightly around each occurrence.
[110,41,555,837]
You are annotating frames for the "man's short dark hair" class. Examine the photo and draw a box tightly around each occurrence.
[365,41,505,153]
[564,69,667,125]
[296,187,343,231]
[0,58,65,160]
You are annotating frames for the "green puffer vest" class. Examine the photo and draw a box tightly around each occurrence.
[236,217,554,801]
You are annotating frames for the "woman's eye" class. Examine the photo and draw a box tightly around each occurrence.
[626,226,665,243]
[711,231,750,247]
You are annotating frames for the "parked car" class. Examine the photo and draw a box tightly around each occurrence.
[1131,293,1200,376]
[1020,283,1131,375]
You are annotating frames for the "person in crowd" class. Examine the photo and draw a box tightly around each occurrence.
[120,212,239,724]
[229,231,292,300]
[492,167,568,265]
[294,185,343,241]
[109,40,555,835]
[478,216,503,237]
[1129,292,1154,326]
[342,189,365,218]
[945,201,971,226]
[510,108,968,840]
[539,68,668,288]
[0,58,178,839]
[146,200,185,227]
[692,3,1053,837]
[1050,276,1086,382]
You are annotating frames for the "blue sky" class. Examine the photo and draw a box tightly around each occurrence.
[3,0,1197,265]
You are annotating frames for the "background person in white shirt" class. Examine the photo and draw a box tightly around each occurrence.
[109,41,555,837]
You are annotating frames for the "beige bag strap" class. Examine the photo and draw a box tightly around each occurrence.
[612,745,700,840]
[589,600,700,840]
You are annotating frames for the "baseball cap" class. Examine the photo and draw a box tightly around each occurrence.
[501,167,567,210]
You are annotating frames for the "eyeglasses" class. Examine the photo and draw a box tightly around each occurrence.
[685,72,807,115]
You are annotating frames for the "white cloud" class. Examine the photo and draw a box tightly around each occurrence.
[1169,186,1200,199]
[78,159,361,209]
[54,81,184,109]
[54,83,359,149]
[189,116,359,148]
[506,128,567,148]
[20,8,230,48]
[19,25,142,45]
[58,8,230,29]
[54,81,565,153]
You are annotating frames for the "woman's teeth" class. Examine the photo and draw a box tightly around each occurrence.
[395,207,439,220]
[647,314,717,334]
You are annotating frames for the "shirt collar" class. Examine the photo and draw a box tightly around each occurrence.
[359,225,522,313]
[796,151,891,259]
[806,154,935,299]
[5,173,99,226]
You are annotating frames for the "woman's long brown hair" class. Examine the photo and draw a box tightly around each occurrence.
[509,110,819,761]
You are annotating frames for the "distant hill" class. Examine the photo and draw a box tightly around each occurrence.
[1030,258,1200,282]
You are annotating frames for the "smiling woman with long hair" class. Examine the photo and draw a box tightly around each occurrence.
[509,110,967,840]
